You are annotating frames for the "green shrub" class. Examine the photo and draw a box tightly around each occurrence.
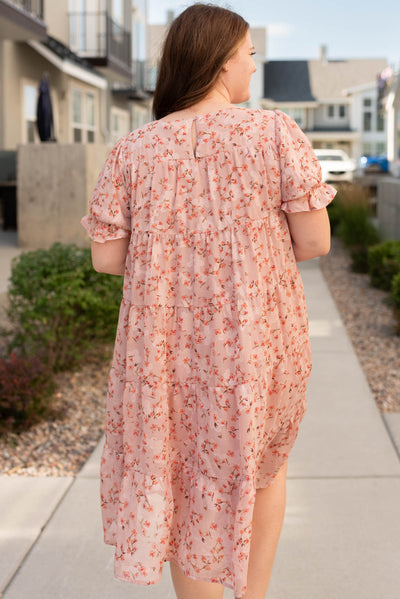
[0,353,56,435]
[6,243,123,371]
[327,196,346,235]
[391,272,400,313]
[368,241,400,291]
[333,184,380,272]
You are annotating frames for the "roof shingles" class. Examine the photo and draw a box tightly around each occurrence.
[264,58,388,102]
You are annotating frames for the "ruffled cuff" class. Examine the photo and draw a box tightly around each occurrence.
[80,214,130,243]
[280,181,336,213]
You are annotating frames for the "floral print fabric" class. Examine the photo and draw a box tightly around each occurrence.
[81,108,335,597]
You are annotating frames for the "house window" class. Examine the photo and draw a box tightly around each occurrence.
[363,112,372,131]
[133,105,148,130]
[86,93,95,142]
[376,142,386,155]
[111,107,130,145]
[133,20,146,62]
[284,108,305,128]
[23,83,38,143]
[363,98,372,132]
[377,111,385,132]
[326,104,347,119]
[70,0,86,53]
[362,142,372,156]
[72,88,96,143]
[112,0,124,25]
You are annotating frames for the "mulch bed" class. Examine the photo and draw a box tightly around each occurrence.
[1,237,399,477]
[0,347,111,476]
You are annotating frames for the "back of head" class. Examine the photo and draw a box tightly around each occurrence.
[152,3,249,120]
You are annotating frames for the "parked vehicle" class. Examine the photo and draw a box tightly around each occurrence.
[314,149,356,183]
[358,154,389,174]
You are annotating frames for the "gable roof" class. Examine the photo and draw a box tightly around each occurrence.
[264,61,315,102]
[264,58,388,102]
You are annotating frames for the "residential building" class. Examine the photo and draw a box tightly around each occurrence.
[0,0,151,151]
[262,47,388,160]
[384,69,400,176]
[247,27,267,110]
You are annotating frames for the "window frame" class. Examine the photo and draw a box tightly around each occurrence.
[377,110,385,132]
[21,79,39,144]
[71,86,97,143]
[376,141,386,155]
[327,105,335,119]
[283,107,305,128]
[362,97,373,133]
[326,104,347,120]
[362,142,373,156]
[111,106,130,145]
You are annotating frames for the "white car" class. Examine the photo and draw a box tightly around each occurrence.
[314,149,356,183]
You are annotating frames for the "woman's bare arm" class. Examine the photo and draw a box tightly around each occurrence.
[91,238,130,275]
[286,207,331,262]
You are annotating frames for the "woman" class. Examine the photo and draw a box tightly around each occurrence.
[81,4,335,599]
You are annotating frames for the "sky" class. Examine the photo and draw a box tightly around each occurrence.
[147,0,400,67]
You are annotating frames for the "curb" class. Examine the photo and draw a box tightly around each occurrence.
[381,412,400,462]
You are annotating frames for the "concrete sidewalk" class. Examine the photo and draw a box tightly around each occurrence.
[0,230,21,295]
[1,257,400,599]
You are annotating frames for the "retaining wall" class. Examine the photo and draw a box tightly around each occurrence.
[17,144,109,249]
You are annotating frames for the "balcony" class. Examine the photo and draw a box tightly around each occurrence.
[112,60,154,103]
[0,0,46,40]
[69,11,131,81]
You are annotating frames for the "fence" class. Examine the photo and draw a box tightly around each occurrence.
[69,11,131,70]
[377,179,400,239]
[7,0,43,20]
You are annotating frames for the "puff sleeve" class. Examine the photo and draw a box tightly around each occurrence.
[81,136,132,242]
[275,110,336,213]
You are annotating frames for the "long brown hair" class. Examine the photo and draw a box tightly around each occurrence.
[152,3,249,120]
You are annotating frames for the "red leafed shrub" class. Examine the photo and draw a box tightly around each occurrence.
[0,353,56,435]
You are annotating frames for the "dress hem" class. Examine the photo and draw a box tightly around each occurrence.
[108,551,239,595]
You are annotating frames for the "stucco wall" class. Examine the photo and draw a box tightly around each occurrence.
[377,179,400,239]
[17,143,110,249]
[44,0,70,46]
[2,41,64,149]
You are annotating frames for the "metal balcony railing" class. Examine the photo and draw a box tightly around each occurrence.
[69,11,131,71]
[6,0,44,20]
[132,59,147,91]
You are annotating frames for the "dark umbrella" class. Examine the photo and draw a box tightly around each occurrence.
[36,74,55,142]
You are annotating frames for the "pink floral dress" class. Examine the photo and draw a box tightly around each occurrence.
[81,107,335,597]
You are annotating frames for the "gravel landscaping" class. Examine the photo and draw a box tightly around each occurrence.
[320,237,400,413]
[1,235,399,477]
[0,345,111,476]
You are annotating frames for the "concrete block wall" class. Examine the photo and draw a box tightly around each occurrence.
[17,144,109,249]
[377,179,400,240]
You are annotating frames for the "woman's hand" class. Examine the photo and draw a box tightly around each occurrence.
[91,238,130,275]
[286,208,331,262]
